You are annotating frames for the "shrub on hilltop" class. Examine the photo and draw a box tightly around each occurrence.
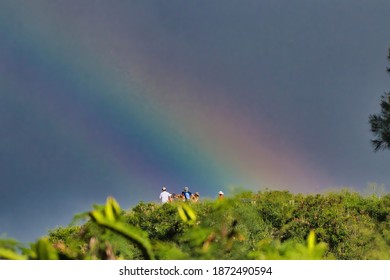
[0,190,389,260]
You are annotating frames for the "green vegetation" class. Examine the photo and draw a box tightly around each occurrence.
[369,45,390,152]
[1,190,389,260]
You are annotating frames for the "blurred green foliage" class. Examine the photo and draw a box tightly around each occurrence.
[1,190,389,260]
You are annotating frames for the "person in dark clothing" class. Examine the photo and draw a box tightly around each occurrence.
[182,186,192,201]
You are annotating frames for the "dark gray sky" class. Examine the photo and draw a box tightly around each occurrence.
[1,0,389,243]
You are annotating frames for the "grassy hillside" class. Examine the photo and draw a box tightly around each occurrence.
[1,189,389,260]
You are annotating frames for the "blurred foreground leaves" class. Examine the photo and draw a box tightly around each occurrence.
[1,190,389,260]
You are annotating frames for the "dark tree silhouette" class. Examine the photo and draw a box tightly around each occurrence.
[369,93,390,151]
[369,47,390,152]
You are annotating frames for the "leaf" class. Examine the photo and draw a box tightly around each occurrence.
[89,197,155,260]
[34,238,59,260]
[0,248,28,260]
[307,230,315,252]
[177,203,197,225]
[177,205,188,223]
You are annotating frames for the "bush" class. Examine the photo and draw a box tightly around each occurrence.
[1,190,389,260]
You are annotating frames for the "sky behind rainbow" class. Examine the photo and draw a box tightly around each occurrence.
[1,1,390,242]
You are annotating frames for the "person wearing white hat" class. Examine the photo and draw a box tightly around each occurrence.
[159,186,171,204]
[218,191,224,200]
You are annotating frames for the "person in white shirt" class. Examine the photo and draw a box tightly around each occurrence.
[159,186,171,203]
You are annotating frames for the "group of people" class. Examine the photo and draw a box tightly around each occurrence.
[159,186,224,204]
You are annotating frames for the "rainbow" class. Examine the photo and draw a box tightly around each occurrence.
[0,2,333,208]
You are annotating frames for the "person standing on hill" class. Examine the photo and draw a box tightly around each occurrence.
[218,191,224,200]
[159,186,171,204]
[193,192,200,202]
[182,187,192,201]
